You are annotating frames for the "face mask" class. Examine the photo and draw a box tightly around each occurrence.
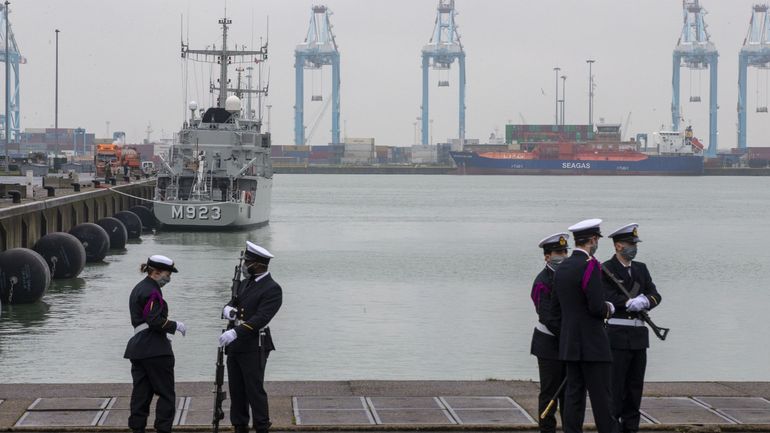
[589,242,598,256]
[548,255,566,269]
[620,245,637,261]
[241,264,253,276]
[157,275,171,287]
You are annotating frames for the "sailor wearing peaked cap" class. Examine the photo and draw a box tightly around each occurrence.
[530,232,569,433]
[146,255,179,273]
[125,254,187,433]
[568,218,603,241]
[244,241,274,264]
[602,224,662,433]
[608,223,642,244]
[550,219,617,433]
[219,241,283,433]
[538,232,570,254]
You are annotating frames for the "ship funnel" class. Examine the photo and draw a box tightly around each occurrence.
[225,95,242,113]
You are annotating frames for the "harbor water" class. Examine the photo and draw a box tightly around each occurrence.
[0,174,767,383]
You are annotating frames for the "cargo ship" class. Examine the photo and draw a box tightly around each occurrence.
[450,124,704,175]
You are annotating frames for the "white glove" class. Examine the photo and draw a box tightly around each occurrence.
[176,321,187,337]
[223,306,238,320]
[219,329,237,347]
[606,301,615,316]
[635,294,650,310]
[625,295,649,312]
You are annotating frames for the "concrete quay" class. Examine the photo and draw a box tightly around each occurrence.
[0,178,154,251]
[1,381,770,432]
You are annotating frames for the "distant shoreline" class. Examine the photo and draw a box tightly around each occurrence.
[272,165,770,176]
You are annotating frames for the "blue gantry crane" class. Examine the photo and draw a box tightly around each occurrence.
[294,5,340,145]
[672,0,718,157]
[738,4,770,150]
[0,2,25,142]
[421,0,465,145]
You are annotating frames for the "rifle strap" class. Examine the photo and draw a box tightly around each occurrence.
[601,267,632,299]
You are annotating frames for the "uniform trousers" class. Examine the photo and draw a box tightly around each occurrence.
[537,358,566,433]
[129,356,176,433]
[563,361,617,433]
[228,350,271,432]
[611,349,647,433]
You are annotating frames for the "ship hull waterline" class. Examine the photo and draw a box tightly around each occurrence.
[153,184,272,231]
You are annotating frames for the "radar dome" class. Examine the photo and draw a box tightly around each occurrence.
[188,101,198,111]
[225,96,242,113]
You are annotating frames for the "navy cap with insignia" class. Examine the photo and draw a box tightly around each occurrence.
[568,218,603,241]
[147,254,178,273]
[243,241,274,265]
[538,232,570,254]
[608,223,642,243]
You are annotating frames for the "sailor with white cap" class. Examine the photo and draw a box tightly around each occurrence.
[124,254,187,433]
[602,223,662,433]
[550,219,617,433]
[530,232,570,433]
[219,241,283,433]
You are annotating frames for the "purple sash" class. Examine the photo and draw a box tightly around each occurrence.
[531,281,550,308]
[580,257,601,293]
[142,290,164,319]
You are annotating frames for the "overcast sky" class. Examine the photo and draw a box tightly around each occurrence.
[7,0,770,149]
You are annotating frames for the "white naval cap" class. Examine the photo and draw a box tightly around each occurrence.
[608,223,642,243]
[244,241,274,264]
[567,218,603,240]
[147,254,178,272]
[538,232,570,253]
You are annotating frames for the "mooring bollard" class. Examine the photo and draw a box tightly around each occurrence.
[8,190,21,204]
[109,178,117,186]
[71,183,81,192]
[44,186,56,197]
[92,180,101,188]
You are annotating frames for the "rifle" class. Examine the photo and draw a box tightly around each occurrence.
[540,376,567,419]
[601,267,670,341]
[213,252,244,433]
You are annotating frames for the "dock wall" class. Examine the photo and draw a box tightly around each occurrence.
[0,181,154,251]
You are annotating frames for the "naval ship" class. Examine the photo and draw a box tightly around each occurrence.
[153,17,272,229]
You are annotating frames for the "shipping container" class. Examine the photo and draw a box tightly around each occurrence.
[344,137,375,145]
[746,147,770,159]
[283,145,311,152]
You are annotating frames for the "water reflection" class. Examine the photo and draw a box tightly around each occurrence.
[47,277,87,294]
[152,228,273,249]
[0,301,52,328]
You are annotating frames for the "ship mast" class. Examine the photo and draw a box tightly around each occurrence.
[181,17,268,110]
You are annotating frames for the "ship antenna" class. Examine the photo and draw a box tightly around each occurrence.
[181,13,186,125]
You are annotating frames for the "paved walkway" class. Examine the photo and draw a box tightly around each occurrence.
[2,381,770,431]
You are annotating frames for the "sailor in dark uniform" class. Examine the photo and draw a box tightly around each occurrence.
[530,232,570,433]
[219,241,283,433]
[550,219,617,433]
[124,255,187,433]
[602,224,662,433]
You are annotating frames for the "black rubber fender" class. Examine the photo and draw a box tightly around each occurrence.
[0,248,51,303]
[32,232,87,279]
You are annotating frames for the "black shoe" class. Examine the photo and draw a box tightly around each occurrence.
[255,421,272,433]
[234,425,250,433]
